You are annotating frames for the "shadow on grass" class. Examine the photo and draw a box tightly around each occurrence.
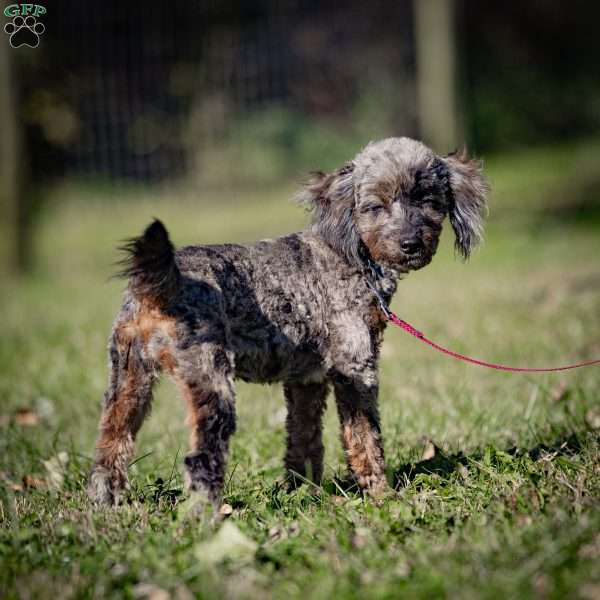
[392,429,593,489]
[125,429,597,508]
[255,429,598,500]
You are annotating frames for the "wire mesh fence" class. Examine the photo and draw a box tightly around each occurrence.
[18,0,416,188]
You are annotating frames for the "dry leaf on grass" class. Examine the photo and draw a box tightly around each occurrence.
[421,439,436,461]
[22,475,47,489]
[585,408,600,430]
[42,451,69,490]
[330,495,347,506]
[195,521,257,565]
[551,381,570,403]
[268,525,284,542]
[14,408,40,427]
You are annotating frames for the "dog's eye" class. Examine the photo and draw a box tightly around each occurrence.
[412,185,445,210]
[411,185,438,207]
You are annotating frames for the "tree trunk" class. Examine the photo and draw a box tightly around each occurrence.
[0,42,28,274]
[414,0,461,153]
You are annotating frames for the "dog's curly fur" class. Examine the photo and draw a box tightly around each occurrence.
[88,137,488,509]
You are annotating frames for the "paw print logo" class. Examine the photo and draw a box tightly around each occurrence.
[4,15,45,48]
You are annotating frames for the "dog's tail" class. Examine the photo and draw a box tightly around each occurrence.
[117,219,180,307]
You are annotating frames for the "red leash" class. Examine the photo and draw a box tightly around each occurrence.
[388,311,600,373]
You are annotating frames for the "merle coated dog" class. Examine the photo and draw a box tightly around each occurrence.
[88,137,488,511]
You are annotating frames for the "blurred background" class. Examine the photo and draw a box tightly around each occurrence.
[1,0,600,275]
[1,0,599,452]
[2,5,600,596]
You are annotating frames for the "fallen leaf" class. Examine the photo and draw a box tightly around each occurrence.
[14,408,40,427]
[585,408,600,430]
[195,521,257,565]
[330,495,347,506]
[268,525,284,542]
[551,382,570,403]
[421,439,436,461]
[22,475,46,489]
[42,451,69,490]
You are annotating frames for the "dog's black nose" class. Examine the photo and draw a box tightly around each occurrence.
[400,239,422,255]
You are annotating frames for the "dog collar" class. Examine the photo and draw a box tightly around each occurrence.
[362,257,392,318]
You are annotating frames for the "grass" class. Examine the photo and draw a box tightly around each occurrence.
[1,141,600,599]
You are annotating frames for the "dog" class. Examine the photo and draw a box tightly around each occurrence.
[88,137,488,510]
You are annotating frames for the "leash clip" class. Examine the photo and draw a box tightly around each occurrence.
[377,294,392,319]
[365,276,392,320]
[363,258,393,320]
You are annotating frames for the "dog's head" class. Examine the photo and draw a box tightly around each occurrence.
[299,137,489,273]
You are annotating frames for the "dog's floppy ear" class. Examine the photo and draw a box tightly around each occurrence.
[443,149,489,260]
[296,162,361,266]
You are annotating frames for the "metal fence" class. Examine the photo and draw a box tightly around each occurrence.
[16,0,416,186]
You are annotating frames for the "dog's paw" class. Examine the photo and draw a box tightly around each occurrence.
[365,478,396,505]
[87,465,128,507]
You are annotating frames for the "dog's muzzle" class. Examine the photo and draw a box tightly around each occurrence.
[400,238,423,256]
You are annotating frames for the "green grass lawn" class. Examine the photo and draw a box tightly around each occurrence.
[1,142,600,599]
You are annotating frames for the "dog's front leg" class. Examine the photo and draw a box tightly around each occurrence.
[333,372,387,498]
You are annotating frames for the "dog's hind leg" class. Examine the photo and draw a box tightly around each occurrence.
[284,382,328,488]
[88,327,158,505]
[178,344,236,513]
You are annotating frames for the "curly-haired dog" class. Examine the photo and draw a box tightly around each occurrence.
[88,137,488,510]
